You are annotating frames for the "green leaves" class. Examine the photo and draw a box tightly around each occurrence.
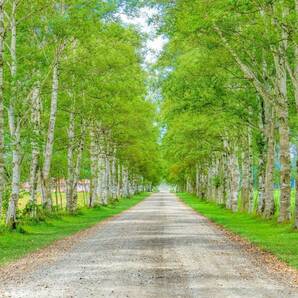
[157,0,274,185]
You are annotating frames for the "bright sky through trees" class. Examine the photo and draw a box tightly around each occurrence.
[120,7,166,64]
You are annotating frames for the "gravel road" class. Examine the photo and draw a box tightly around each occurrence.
[1,192,298,298]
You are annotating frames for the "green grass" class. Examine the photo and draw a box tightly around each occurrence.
[178,192,298,270]
[0,192,149,266]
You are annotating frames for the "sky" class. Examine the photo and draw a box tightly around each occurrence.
[120,7,167,64]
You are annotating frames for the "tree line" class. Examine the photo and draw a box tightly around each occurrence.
[0,0,161,228]
[157,0,298,228]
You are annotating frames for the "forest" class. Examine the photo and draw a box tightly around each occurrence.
[0,0,161,228]
[159,0,298,228]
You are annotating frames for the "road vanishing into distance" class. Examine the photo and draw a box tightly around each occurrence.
[1,192,297,298]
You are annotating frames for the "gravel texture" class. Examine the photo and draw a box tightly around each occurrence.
[1,192,298,298]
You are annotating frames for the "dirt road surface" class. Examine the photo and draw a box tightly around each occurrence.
[1,192,298,298]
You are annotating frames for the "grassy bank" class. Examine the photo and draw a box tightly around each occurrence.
[0,193,149,266]
[178,193,298,269]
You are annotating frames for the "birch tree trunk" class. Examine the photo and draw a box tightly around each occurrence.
[66,111,75,211]
[89,126,98,207]
[218,157,225,204]
[122,166,127,197]
[241,147,251,211]
[275,10,291,222]
[111,154,117,199]
[71,155,82,212]
[42,58,60,210]
[29,82,41,213]
[241,127,254,212]
[6,0,21,226]
[195,164,199,197]
[278,104,291,222]
[98,153,104,204]
[0,0,5,220]
[123,167,129,197]
[98,154,104,204]
[225,161,232,209]
[207,165,213,200]
[247,126,255,213]
[117,162,122,198]
[258,99,266,214]
[224,141,232,209]
[230,150,240,212]
[263,109,275,218]
[105,154,110,201]
[70,124,84,213]
[95,156,101,203]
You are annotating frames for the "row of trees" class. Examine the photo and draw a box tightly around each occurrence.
[0,0,161,227]
[157,0,298,227]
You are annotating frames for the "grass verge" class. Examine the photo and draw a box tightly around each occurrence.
[0,192,149,266]
[178,193,298,270]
